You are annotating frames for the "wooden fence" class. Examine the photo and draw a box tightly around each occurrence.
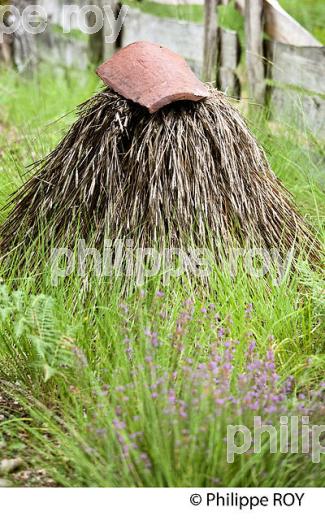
[238,0,325,136]
[120,3,325,137]
[0,0,89,72]
[266,42,325,136]
[1,0,324,136]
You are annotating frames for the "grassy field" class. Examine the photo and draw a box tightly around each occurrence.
[0,64,324,487]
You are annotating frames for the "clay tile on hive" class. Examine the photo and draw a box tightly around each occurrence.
[96,41,209,113]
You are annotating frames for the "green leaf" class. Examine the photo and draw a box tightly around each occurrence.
[43,364,57,383]
[14,318,28,338]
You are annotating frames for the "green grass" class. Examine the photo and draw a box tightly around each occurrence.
[279,0,325,45]
[0,66,324,487]
[127,0,204,23]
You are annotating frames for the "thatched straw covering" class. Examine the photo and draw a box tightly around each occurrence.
[0,86,321,264]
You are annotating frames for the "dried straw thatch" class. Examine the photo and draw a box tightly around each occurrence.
[0,86,321,264]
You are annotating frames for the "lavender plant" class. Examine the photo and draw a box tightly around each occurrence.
[10,294,324,487]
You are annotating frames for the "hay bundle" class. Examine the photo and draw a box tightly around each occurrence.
[0,43,321,265]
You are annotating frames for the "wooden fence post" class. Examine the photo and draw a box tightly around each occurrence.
[0,35,13,65]
[88,0,104,64]
[245,0,265,104]
[203,0,219,82]
[3,0,38,73]
[88,0,119,61]
[0,3,13,65]
[103,0,120,58]
[218,28,241,98]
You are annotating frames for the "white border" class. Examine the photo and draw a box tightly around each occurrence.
[0,488,323,519]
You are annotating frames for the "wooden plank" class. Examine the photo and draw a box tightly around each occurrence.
[236,0,322,47]
[13,38,37,74]
[218,66,240,98]
[0,37,12,65]
[218,28,241,98]
[203,0,219,82]
[267,41,325,95]
[102,0,120,59]
[36,29,89,70]
[219,27,240,69]
[88,0,104,64]
[121,8,205,75]
[0,5,13,65]
[270,87,325,137]
[245,0,265,104]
